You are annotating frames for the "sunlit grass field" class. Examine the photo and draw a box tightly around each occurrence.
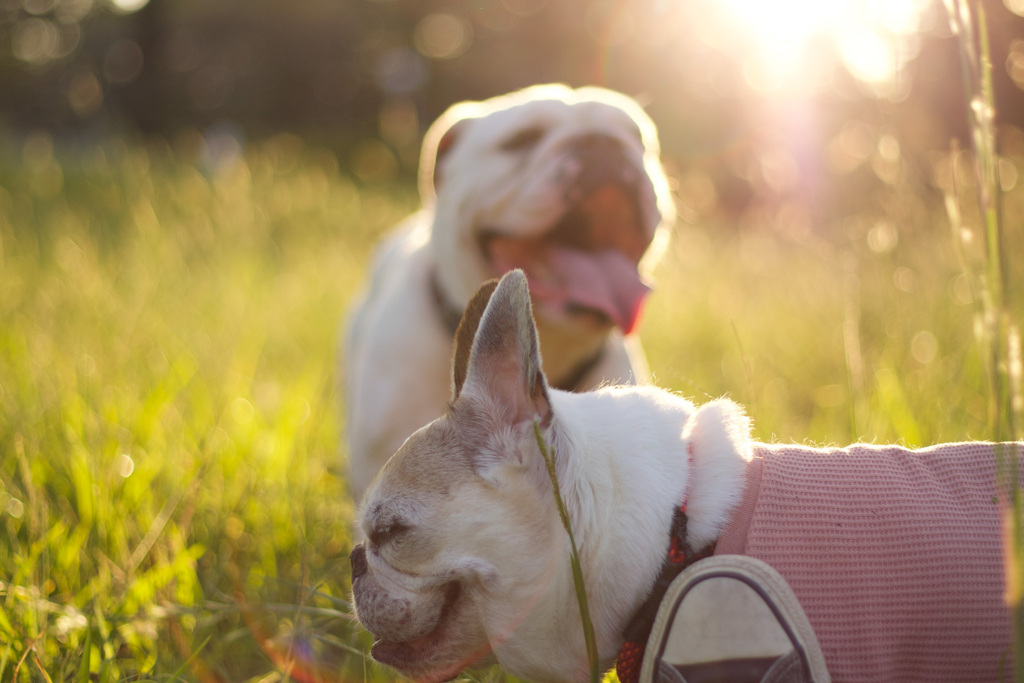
[0,129,1020,680]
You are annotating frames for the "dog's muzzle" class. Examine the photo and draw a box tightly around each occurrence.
[350,542,454,646]
[477,131,655,335]
[564,132,641,201]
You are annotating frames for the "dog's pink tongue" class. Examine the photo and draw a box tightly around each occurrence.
[487,239,650,333]
[538,246,649,334]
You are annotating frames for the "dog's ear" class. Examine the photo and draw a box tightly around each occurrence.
[418,107,476,200]
[452,278,500,400]
[459,270,551,427]
[428,123,462,192]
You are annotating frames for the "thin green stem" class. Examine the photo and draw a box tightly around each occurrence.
[533,420,600,683]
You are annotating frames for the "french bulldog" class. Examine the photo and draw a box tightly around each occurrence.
[350,270,750,682]
[344,84,675,500]
[350,270,1021,683]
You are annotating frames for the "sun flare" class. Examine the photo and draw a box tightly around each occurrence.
[718,0,933,94]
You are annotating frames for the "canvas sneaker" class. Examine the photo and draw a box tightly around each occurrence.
[639,555,830,683]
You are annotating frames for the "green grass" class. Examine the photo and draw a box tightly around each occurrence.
[0,124,1020,681]
[0,135,412,681]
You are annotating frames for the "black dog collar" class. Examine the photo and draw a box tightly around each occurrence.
[429,268,606,392]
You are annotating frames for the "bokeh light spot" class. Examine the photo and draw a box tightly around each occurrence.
[841,121,875,158]
[201,123,244,174]
[827,120,876,174]
[225,515,245,540]
[163,30,203,73]
[414,13,471,60]
[378,98,419,147]
[837,28,895,84]
[878,134,901,162]
[1008,41,1024,89]
[67,70,103,116]
[55,0,93,24]
[231,397,254,424]
[13,17,60,64]
[677,170,718,217]
[22,129,53,169]
[952,273,975,305]
[77,353,97,376]
[7,498,25,519]
[108,0,149,14]
[374,47,427,95]
[1000,157,1019,191]
[118,452,135,478]
[352,139,398,184]
[893,266,917,293]
[760,148,800,193]
[23,0,55,16]
[867,221,898,253]
[104,38,143,84]
[911,330,938,364]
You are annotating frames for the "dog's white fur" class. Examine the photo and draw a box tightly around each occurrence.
[350,271,751,683]
[345,84,675,500]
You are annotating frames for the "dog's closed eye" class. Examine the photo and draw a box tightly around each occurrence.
[501,126,547,152]
[369,521,410,547]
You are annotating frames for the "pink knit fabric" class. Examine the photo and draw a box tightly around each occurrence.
[715,441,1022,682]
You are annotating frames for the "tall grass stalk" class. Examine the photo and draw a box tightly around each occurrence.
[943,0,1024,677]
[533,420,600,683]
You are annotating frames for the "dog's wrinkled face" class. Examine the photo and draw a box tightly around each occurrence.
[351,273,566,683]
[424,85,673,336]
[349,422,491,683]
[350,412,562,682]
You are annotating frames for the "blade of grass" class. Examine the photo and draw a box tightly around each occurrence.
[75,616,92,683]
[533,420,600,683]
[0,643,11,681]
[166,634,211,683]
[32,654,55,683]
[11,629,43,682]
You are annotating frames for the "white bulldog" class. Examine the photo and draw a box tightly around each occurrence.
[344,84,675,500]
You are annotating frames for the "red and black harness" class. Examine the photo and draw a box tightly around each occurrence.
[615,445,716,683]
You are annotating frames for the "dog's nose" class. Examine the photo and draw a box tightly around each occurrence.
[571,132,624,157]
[350,543,368,580]
[568,133,633,190]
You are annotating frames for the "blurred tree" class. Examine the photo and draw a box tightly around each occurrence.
[1,0,1023,223]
